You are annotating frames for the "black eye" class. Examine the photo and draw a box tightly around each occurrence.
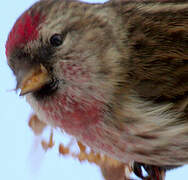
[50,34,63,47]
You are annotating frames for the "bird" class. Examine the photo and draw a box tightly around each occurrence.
[5,0,188,179]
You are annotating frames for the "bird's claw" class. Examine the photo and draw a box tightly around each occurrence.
[133,162,165,180]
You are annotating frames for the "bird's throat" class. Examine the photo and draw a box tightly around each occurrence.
[30,90,104,135]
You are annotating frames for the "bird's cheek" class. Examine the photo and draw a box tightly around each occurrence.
[55,61,90,83]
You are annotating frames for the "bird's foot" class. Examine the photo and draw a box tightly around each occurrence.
[132,162,166,180]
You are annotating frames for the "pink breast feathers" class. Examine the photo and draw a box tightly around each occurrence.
[5,11,45,57]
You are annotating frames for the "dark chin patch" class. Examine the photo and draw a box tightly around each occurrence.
[33,78,59,100]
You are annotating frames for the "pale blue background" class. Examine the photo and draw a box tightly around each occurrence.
[0,0,188,179]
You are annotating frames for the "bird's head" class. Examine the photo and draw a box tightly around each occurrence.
[6,0,124,102]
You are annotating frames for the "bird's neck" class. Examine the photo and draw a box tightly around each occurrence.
[27,90,104,135]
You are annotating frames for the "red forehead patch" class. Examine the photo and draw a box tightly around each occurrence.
[5,11,45,57]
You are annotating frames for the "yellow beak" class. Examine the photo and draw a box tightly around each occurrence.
[19,64,50,96]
